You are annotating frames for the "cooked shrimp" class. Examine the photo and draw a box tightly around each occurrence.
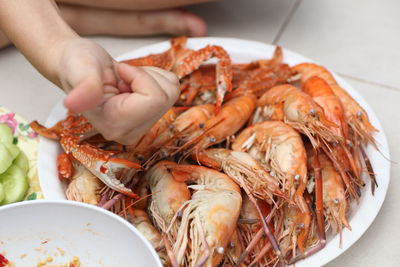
[126,105,215,166]
[65,161,103,205]
[176,95,257,158]
[144,161,191,246]
[292,63,378,146]
[166,163,242,267]
[192,148,282,203]
[303,76,364,190]
[148,104,216,162]
[223,229,244,267]
[316,153,351,238]
[126,107,181,161]
[232,121,312,253]
[303,76,348,138]
[253,84,339,148]
[232,121,307,200]
[275,202,315,261]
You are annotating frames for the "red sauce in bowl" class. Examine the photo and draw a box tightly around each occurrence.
[0,253,9,267]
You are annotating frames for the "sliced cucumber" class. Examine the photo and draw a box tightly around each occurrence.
[0,164,28,204]
[0,123,13,144]
[0,143,13,174]
[5,143,20,160]
[0,183,4,204]
[13,150,29,174]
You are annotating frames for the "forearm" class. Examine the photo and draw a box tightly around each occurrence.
[0,0,78,86]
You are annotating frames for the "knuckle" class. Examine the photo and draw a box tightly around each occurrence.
[163,74,180,103]
[166,71,180,85]
[153,90,171,108]
[165,82,180,103]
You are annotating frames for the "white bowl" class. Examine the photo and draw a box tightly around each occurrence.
[0,200,162,267]
[37,37,391,267]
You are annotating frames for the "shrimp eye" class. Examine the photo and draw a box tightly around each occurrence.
[356,110,363,118]
[229,242,235,248]
[298,223,305,229]
[216,247,225,254]
[347,141,354,148]
[199,123,205,129]
[177,210,182,218]
[309,109,316,116]
[294,174,300,181]
[334,198,340,204]
[209,137,217,142]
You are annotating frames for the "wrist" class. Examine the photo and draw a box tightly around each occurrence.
[0,0,80,87]
[44,33,80,88]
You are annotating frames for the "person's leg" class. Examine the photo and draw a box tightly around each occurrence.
[0,2,207,49]
[56,0,215,11]
[59,4,207,37]
[0,30,10,48]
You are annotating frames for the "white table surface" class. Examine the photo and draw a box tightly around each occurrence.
[1,0,399,266]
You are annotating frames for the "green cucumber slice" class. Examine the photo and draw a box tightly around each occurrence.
[0,143,13,174]
[5,143,20,160]
[0,123,13,144]
[13,151,29,174]
[0,164,28,204]
[0,183,4,204]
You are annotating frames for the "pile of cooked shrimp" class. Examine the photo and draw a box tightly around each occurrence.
[33,37,378,267]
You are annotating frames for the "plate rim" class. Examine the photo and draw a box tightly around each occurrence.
[38,37,391,267]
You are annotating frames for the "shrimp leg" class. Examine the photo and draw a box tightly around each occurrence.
[313,149,326,242]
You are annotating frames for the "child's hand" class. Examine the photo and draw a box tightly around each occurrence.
[57,38,179,145]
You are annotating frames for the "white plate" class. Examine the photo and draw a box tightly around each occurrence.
[0,200,162,267]
[37,37,390,267]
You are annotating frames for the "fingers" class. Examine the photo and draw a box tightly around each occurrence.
[60,5,207,37]
[63,76,103,113]
[58,38,118,113]
[117,63,180,103]
[90,64,180,144]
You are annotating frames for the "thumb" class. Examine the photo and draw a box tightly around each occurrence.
[117,63,165,96]
[63,76,103,114]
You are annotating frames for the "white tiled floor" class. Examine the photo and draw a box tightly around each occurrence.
[0,0,398,266]
[278,0,400,90]
[187,0,297,42]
